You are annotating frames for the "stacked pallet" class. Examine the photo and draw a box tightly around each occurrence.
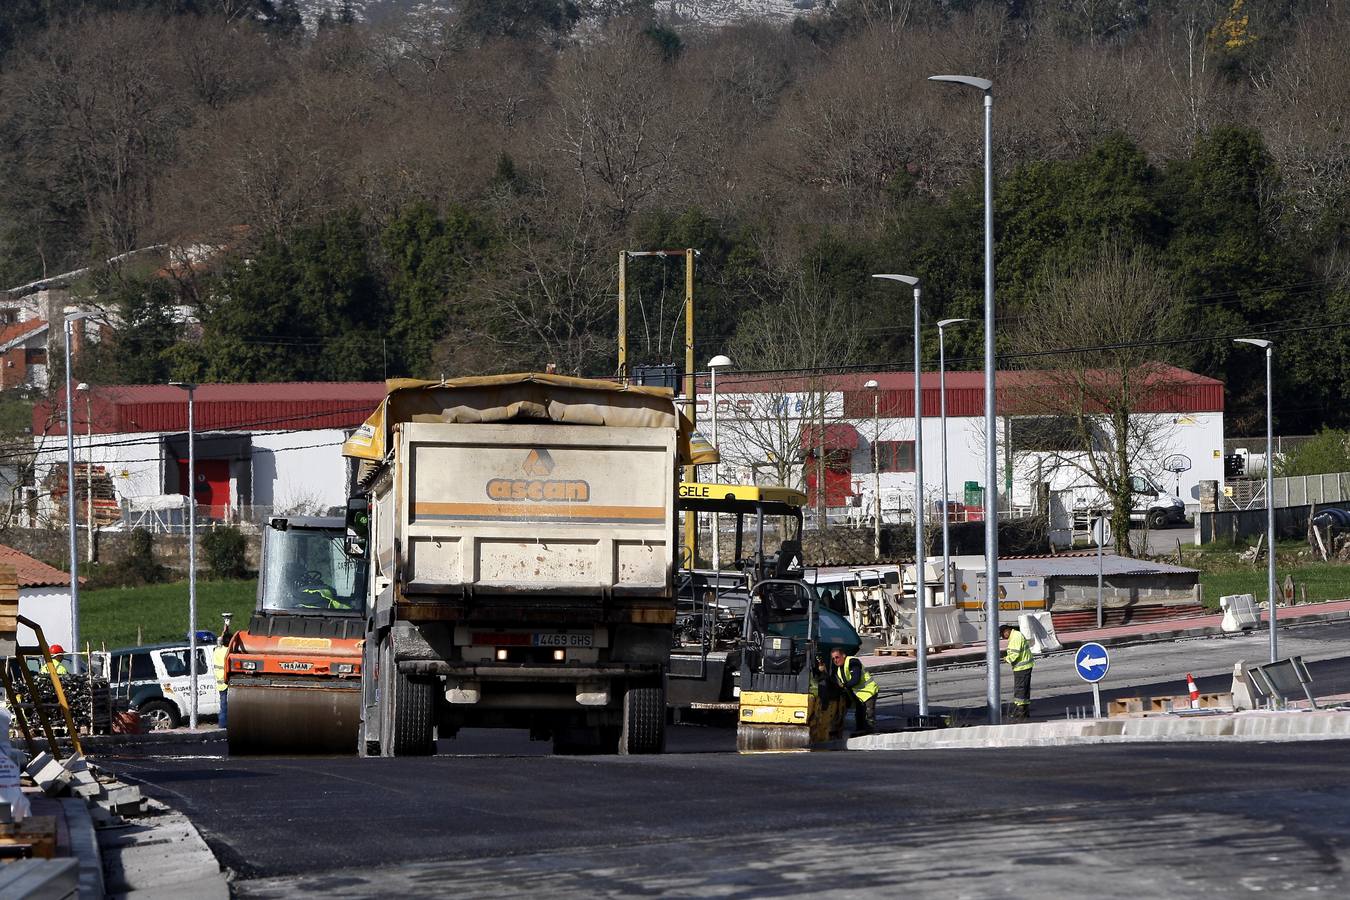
[1108,693,1234,716]
[0,817,57,860]
[0,563,16,657]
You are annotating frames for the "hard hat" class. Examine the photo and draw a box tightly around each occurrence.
[50,644,65,654]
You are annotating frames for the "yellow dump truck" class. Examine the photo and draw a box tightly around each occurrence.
[342,374,684,756]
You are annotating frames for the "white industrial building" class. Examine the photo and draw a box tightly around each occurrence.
[691,365,1225,523]
[29,383,387,528]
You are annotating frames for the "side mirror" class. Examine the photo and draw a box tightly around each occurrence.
[345,496,370,557]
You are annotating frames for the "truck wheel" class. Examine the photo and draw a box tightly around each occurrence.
[618,683,665,755]
[380,641,434,757]
[138,700,180,731]
[1146,509,1167,530]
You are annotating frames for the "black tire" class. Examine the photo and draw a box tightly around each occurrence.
[138,700,180,731]
[618,684,665,755]
[1146,509,1168,530]
[380,640,434,757]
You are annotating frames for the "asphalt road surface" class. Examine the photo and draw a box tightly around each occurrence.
[107,733,1350,898]
[101,619,1350,898]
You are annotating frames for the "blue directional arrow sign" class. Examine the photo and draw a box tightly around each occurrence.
[1074,642,1110,683]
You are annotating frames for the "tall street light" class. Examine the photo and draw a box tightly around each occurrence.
[872,274,929,715]
[937,318,969,614]
[170,381,200,729]
[707,354,732,574]
[63,311,98,657]
[928,73,1000,724]
[76,382,94,565]
[1234,338,1277,663]
[864,379,880,560]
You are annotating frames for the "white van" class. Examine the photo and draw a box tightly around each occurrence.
[97,643,220,730]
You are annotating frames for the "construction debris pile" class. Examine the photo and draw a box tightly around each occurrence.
[1308,508,1350,561]
[25,673,117,736]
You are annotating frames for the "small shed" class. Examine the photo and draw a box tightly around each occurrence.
[0,544,77,649]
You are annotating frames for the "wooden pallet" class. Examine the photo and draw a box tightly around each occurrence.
[874,643,962,657]
[0,817,57,860]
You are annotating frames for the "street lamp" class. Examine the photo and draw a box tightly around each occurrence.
[62,311,98,657]
[936,318,969,615]
[170,381,200,729]
[928,73,1001,724]
[1234,338,1277,663]
[76,382,93,565]
[873,274,929,715]
[707,354,732,574]
[864,379,880,561]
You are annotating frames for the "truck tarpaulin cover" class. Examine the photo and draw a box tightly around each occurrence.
[341,372,714,465]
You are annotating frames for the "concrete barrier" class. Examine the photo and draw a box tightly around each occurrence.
[1020,611,1062,654]
[848,708,1350,750]
[1220,593,1261,633]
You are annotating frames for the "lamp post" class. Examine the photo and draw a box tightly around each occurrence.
[928,73,1000,724]
[872,274,928,715]
[708,354,732,573]
[864,379,880,560]
[62,311,98,656]
[170,381,200,729]
[1234,338,1277,663]
[936,318,969,613]
[76,382,93,565]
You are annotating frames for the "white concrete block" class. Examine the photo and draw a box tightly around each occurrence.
[1220,593,1260,632]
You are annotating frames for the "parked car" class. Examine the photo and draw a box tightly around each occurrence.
[94,643,220,730]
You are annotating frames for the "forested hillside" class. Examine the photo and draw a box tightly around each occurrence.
[1,1,1346,433]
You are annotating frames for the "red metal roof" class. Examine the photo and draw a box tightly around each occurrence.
[36,382,387,436]
[0,543,76,588]
[696,365,1222,418]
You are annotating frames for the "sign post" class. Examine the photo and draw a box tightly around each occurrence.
[1091,517,1108,629]
[1074,641,1110,719]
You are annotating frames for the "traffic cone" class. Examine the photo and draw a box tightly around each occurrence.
[1186,673,1200,710]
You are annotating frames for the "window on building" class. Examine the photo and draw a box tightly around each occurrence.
[1010,417,1092,453]
[24,348,45,366]
[876,441,915,473]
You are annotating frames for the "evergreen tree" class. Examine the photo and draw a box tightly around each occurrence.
[199,213,389,382]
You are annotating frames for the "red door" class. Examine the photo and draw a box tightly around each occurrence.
[804,451,854,507]
[177,459,230,519]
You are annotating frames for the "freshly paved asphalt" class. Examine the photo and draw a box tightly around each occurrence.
[97,618,1350,897]
[105,733,1350,897]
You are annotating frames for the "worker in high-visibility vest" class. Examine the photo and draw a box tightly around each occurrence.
[999,623,1035,719]
[213,632,230,729]
[48,644,69,676]
[830,647,878,736]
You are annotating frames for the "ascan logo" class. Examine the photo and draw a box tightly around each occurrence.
[487,448,590,503]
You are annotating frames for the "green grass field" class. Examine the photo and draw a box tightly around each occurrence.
[1199,564,1350,609]
[80,579,258,651]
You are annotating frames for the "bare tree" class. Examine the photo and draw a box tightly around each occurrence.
[547,20,685,222]
[1009,245,1188,556]
[1,13,195,256]
[721,266,864,524]
[448,205,616,376]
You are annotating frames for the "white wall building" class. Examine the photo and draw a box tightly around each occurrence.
[691,366,1225,521]
[31,383,388,527]
[0,544,76,650]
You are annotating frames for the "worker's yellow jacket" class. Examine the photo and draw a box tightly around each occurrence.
[212,645,228,687]
[834,655,878,702]
[1005,629,1034,672]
